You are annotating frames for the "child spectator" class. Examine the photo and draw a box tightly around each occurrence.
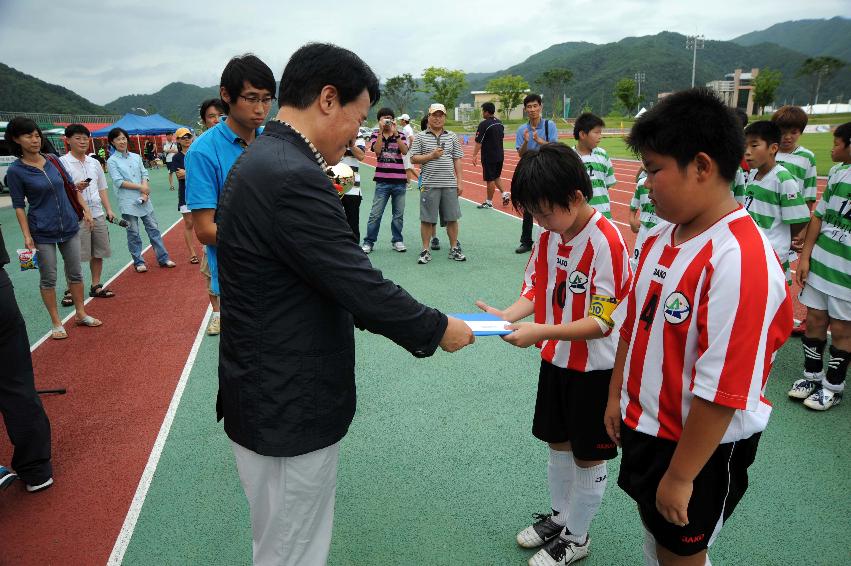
[772,105,818,209]
[742,121,810,285]
[340,134,367,243]
[791,121,851,411]
[572,113,616,219]
[628,168,667,273]
[477,143,631,565]
[605,88,792,565]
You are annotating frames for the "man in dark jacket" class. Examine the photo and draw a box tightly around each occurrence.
[216,43,474,566]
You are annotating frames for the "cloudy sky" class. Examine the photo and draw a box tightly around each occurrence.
[1,0,845,104]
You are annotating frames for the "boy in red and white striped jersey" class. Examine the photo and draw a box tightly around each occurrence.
[477,143,631,566]
[604,89,793,565]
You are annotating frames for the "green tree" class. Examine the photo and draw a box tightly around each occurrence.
[535,68,573,118]
[797,56,846,105]
[420,67,468,112]
[613,78,640,115]
[485,74,530,120]
[382,73,417,114]
[752,68,782,115]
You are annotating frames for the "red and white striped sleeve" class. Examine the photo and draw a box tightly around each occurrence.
[520,238,540,302]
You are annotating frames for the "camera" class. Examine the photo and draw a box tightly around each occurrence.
[383,119,393,127]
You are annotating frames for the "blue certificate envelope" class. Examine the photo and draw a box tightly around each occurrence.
[450,312,512,336]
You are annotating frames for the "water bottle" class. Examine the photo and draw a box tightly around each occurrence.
[107,216,130,228]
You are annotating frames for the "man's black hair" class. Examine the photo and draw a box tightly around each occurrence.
[376,107,395,120]
[107,127,131,149]
[573,112,605,140]
[510,143,592,215]
[734,108,749,129]
[4,117,42,157]
[200,98,226,122]
[625,88,744,183]
[482,102,496,115]
[65,124,91,138]
[523,93,542,107]
[220,54,276,113]
[744,120,781,147]
[278,43,380,109]
[834,121,851,148]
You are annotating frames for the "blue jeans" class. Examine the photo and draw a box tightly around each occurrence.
[123,211,170,266]
[363,181,406,245]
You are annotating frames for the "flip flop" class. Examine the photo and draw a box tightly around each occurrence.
[74,316,102,327]
[89,284,115,298]
[189,256,200,264]
[50,327,68,340]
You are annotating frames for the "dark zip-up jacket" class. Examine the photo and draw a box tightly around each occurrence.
[7,156,80,244]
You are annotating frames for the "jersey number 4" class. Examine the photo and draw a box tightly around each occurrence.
[639,293,659,330]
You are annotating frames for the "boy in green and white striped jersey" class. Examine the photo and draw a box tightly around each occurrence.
[742,121,810,284]
[792,122,851,411]
[628,168,668,272]
[772,105,818,210]
[573,113,616,219]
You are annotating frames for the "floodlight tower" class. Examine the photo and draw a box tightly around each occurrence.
[685,35,705,88]
[634,72,645,98]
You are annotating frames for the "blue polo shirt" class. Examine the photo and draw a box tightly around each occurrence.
[185,118,260,294]
[515,119,559,151]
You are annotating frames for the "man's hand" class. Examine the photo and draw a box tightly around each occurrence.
[106,210,116,223]
[457,185,463,196]
[523,129,530,143]
[24,236,35,250]
[175,168,186,181]
[140,186,150,196]
[532,130,542,145]
[439,316,475,352]
[83,210,94,229]
[472,154,478,167]
[656,471,692,527]
[603,397,622,446]
[501,322,542,348]
[74,179,90,191]
[431,146,444,160]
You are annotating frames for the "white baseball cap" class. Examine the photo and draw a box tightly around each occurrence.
[399,113,411,121]
[428,103,447,115]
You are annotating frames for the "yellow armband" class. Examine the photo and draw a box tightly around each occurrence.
[588,294,619,329]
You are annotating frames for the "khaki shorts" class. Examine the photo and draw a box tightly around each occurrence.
[200,252,218,296]
[79,216,111,261]
[420,186,461,224]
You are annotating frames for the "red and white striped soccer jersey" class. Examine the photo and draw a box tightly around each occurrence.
[521,210,632,372]
[618,207,792,443]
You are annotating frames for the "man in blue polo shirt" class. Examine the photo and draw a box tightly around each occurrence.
[186,54,276,336]
[514,93,558,253]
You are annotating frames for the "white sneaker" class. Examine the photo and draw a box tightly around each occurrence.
[502,191,511,206]
[392,241,407,252]
[529,535,590,566]
[206,316,221,336]
[788,373,823,399]
[361,243,373,254]
[803,386,843,411]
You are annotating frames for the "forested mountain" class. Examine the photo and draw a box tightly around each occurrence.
[105,82,220,127]
[0,63,109,114]
[733,17,851,63]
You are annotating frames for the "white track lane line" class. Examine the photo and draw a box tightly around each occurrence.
[29,219,182,352]
[107,304,213,566]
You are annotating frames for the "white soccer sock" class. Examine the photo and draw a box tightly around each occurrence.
[547,448,574,525]
[643,527,659,566]
[564,461,607,542]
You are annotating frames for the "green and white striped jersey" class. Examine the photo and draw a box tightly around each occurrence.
[731,167,747,204]
[630,173,658,230]
[808,163,851,299]
[574,146,616,219]
[777,146,817,202]
[744,164,810,263]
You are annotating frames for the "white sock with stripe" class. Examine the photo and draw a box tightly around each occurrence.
[564,461,607,542]
[547,448,573,525]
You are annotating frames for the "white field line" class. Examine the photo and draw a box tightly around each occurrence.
[29,219,182,352]
[106,305,212,566]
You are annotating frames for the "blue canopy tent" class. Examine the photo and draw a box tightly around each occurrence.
[91,113,190,154]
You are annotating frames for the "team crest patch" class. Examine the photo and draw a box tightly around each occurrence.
[568,270,588,293]
[664,292,691,324]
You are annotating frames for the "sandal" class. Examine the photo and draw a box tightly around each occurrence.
[61,290,74,307]
[50,327,68,340]
[135,264,148,273]
[89,284,115,298]
[75,315,102,327]
[189,256,200,264]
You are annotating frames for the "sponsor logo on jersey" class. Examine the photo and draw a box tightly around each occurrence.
[664,292,691,324]
[681,533,705,544]
[568,270,588,293]
[653,267,667,280]
[556,256,570,268]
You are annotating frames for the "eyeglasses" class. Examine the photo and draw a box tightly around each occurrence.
[238,95,276,106]
[179,134,193,140]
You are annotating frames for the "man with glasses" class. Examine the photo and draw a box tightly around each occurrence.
[60,124,118,299]
[186,53,275,336]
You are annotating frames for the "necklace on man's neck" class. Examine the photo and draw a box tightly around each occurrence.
[273,120,328,170]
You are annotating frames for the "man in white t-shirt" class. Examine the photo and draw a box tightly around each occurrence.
[60,124,118,299]
[163,132,178,190]
[399,114,417,189]
[340,136,366,242]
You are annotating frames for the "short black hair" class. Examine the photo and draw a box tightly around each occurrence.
[107,127,131,149]
[482,102,496,115]
[734,108,749,129]
[523,93,542,107]
[510,143,592,215]
[744,120,781,146]
[220,54,276,113]
[4,117,42,157]
[278,43,380,110]
[376,107,395,120]
[200,98,226,122]
[626,88,743,183]
[65,123,90,138]
[573,112,605,140]
[834,121,851,148]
